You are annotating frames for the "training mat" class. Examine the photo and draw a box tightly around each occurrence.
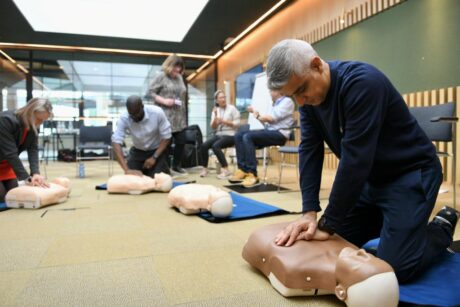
[363,238,460,307]
[224,183,289,193]
[198,191,293,223]
[0,202,9,211]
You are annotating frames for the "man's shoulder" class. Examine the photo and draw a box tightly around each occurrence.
[331,60,383,79]
[145,104,166,116]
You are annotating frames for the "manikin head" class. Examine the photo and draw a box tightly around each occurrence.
[335,247,399,307]
[208,191,233,218]
[153,172,173,192]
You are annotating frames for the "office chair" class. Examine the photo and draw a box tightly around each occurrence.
[409,102,458,208]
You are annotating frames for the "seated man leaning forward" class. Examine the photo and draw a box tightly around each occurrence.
[266,39,459,283]
[107,172,173,194]
[242,222,399,307]
[229,89,295,188]
[6,177,71,209]
[112,95,172,177]
[168,183,233,218]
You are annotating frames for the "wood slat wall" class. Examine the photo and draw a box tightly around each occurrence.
[297,0,404,45]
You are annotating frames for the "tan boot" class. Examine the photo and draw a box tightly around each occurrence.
[228,169,248,183]
[242,173,260,188]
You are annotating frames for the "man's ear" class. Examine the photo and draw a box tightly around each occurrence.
[310,56,323,71]
[335,284,347,301]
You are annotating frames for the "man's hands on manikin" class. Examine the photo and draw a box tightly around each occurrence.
[274,211,330,246]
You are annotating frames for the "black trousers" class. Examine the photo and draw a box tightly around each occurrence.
[127,147,169,177]
[0,179,18,204]
[199,135,235,168]
[335,159,452,283]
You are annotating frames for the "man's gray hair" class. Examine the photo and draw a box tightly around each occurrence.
[266,39,318,90]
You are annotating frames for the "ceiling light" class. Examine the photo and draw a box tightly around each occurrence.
[13,0,209,42]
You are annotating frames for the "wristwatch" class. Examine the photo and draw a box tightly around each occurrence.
[317,216,335,235]
[152,152,160,159]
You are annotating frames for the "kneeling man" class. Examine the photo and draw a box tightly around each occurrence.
[112,95,171,177]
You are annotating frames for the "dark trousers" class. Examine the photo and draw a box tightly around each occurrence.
[0,179,18,203]
[170,130,186,168]
[199,135,235,168]
[127,147,169,177]
[234,129,286,176]
[336,159,452,283]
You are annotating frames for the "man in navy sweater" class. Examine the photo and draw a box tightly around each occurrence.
[266,39,458,283]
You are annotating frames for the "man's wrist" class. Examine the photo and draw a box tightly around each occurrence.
[317,216,335,235]
[152,152,160,159]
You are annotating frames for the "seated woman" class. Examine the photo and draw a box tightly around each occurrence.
[107,172,172,194]
[242,222,398,307]
[0,98,52,203]
[5,177,71,209]
[199,90,240,179]
[168,183,233,218]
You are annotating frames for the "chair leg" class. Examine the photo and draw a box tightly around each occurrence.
[278,153,284,193]
[262,147,268,184]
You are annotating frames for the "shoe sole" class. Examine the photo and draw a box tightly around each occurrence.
[228,179,244,184]
[242,182,261,188]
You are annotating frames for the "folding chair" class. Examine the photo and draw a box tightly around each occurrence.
[410,102,458,208]
[75,125,113,177]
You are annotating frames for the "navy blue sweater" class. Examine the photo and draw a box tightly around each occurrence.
[299,61,437,230]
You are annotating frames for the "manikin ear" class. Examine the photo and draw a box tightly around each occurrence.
[335,284,347,301]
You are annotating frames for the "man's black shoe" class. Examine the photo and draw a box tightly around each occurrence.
[432,206,459,235]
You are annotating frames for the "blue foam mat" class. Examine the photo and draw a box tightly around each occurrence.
[198,191,291,223]
[0,202,8,211]
[363,238,460,306]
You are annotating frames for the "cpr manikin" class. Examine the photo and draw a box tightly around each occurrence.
[107,172,173,194]
[242,222,398,307]
[5,177,71,209]
[168,184,233,218]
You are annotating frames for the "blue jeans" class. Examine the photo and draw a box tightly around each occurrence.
[234,129,286,176]
[335,159,452,283]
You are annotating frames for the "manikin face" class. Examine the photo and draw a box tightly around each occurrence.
[334,247,393,300]
[216,93,226,107]
[34,111,50,127]
[279,56,330,107]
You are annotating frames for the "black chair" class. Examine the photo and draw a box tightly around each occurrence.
[181,124,203,168]
[75,125,113,177]
[410,102,458,208]
[275,127,300,192]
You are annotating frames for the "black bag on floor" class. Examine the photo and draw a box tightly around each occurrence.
[58,149,76,162]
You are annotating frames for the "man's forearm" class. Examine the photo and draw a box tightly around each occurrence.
[154,138,171,157]
[112,143,128,172]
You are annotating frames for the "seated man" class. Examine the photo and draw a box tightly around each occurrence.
[112,95,171,177]
[5,177,71,209]
[242,222,399,307]
[168,183,233,218]
[229,90,295,187]
[107,172,172,194]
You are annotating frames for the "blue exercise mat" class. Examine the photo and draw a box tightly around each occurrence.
[96,181,186,190]
[198,191,293,223]
[0,202,8,211]
[363,238,460,306]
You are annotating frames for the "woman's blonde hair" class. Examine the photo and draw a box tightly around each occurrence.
[162,54,185,76]
[15,98,53,134]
